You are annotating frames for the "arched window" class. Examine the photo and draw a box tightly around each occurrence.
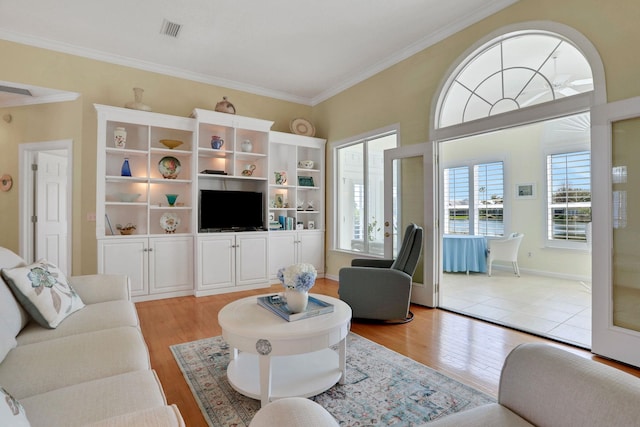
[437,31,594,128]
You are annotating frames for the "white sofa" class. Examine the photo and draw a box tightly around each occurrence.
[0,247,184,426]
[250,343,640,426]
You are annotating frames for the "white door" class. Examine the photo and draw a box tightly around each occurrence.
[383,142,437,307]
[98,239,148,296]
[298,231,324,273]
[236,233,269,285]
[149,236,193,294]
[198,235,235,290]
[269,232,296,279]
[592,97,640,367]
[35,151,68,272]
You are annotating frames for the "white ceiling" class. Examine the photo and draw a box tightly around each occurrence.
[0,0,519,107]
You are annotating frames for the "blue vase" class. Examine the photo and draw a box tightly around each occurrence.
[121,158,132,177]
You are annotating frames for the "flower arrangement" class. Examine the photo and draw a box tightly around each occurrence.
[277,263,317,292]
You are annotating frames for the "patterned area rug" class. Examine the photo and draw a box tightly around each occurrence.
[170,333,494,426]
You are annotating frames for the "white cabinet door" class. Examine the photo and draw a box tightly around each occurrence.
[268,232,297,278]
[198,234,235,290]
[236,233,268,285]
[298,231,324,273]
[149,236,193,294]
[98,239,148,297]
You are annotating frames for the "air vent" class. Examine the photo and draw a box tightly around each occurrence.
[160,19,182,38]
[0,85,32,96]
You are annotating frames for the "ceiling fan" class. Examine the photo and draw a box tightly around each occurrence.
[520,52,593,107]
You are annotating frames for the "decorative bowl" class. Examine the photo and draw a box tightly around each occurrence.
[165,193,178,206]
[298,160,314,169]
[159,139,183,149]
[160,212,180,233]
[117,192,141,202]
[116,223,136,235]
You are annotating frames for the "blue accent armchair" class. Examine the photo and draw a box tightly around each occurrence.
[338,223,423,323]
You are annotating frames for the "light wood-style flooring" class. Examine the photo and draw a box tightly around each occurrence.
[136,278,640,427]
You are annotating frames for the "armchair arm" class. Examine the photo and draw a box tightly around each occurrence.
[338,266,412,320]
[351,258,394,268]
[68,274,131,304]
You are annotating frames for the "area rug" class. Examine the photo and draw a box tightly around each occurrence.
[170,333,494,426]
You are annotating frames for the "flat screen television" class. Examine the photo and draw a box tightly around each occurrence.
[199,190,264,232]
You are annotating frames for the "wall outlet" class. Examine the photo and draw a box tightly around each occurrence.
[87,212,96,222]
[528,251,532,258]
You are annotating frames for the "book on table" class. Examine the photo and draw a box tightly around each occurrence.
[257,294,334,321]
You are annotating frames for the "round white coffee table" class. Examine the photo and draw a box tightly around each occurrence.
[218,293,352,407]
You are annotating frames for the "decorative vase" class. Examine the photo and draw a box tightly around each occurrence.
[214,96,236,114]
[121,158,132,177]
[124,87,152,112]
[114,127,127,148]
[165,194,178,206]
[285,289,308,313]
[241,139,253,152]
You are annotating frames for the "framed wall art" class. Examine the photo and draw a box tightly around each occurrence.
[515,182,536,199]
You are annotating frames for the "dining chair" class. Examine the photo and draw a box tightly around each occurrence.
[487,232,524,277]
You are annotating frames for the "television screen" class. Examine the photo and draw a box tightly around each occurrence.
[199,190,264,231]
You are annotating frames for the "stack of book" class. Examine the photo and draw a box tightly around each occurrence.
[268,221,282,230]
[257,294,334,321]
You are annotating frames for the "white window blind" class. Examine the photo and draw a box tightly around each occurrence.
[444,166,470,234]
[475,162,504,236]
[547,151,591,242]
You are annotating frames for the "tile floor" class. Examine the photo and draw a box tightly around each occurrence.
[440,269,592,348]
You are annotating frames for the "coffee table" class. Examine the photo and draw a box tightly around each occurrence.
[218,293,352,407]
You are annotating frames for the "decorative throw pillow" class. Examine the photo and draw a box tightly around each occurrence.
[0,387,30,427]
[1,260,84,329]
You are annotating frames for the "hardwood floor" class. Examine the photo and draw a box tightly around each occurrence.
[136,278,640,426]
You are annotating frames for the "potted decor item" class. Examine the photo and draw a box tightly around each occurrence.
[277,263,317,313]
[214,96,236,114]
[124,87,152,111]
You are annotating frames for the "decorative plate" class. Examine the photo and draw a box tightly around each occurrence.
[160,212,180,233]
[158,156,181,179]
[290,118,316,137]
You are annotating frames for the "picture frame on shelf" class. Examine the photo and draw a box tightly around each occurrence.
[275,193,284,208]
[298,176,315,187]
[307,220,315,230]
[269,212,275,222]
[515,182,536,199]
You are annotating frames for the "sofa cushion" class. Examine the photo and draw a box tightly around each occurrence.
[21,370,166,427]
[0,386,30,427]
[0,280,29,339]
[1,259,85,329]
[0,321,17,363]
[421,403,534,427]
[0,327,150,399]
[16,300,139,346]
[86,405,185,427]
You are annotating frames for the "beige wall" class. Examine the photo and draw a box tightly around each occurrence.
[1,0,638,279]
[315,0,640,278]
[0,40,311,274]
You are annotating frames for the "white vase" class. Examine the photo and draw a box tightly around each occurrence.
[285,289,308,313]
[241,139,253,152]
[114,127,127,148]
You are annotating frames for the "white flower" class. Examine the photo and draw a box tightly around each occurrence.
[277,263,317,292]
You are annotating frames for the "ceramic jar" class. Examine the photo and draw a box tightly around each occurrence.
[114,127,127,148]
[241,139,253,152]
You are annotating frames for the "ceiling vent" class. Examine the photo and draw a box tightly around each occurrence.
[160,19,182,38]
[0,85,32,96]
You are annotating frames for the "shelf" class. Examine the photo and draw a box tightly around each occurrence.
[149,178,191,184]
[149,205,192,210]
[297,186,320,190]
[199,148,232,158]
[150,147,191,156]
[236,152,267,160]
[105,176,148,183]
[297,168,320,173]
[106,148,148,157]
[105,202,147,206]
[296,210,320,214]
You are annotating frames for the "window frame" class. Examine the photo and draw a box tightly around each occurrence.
[331,124,399,257]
